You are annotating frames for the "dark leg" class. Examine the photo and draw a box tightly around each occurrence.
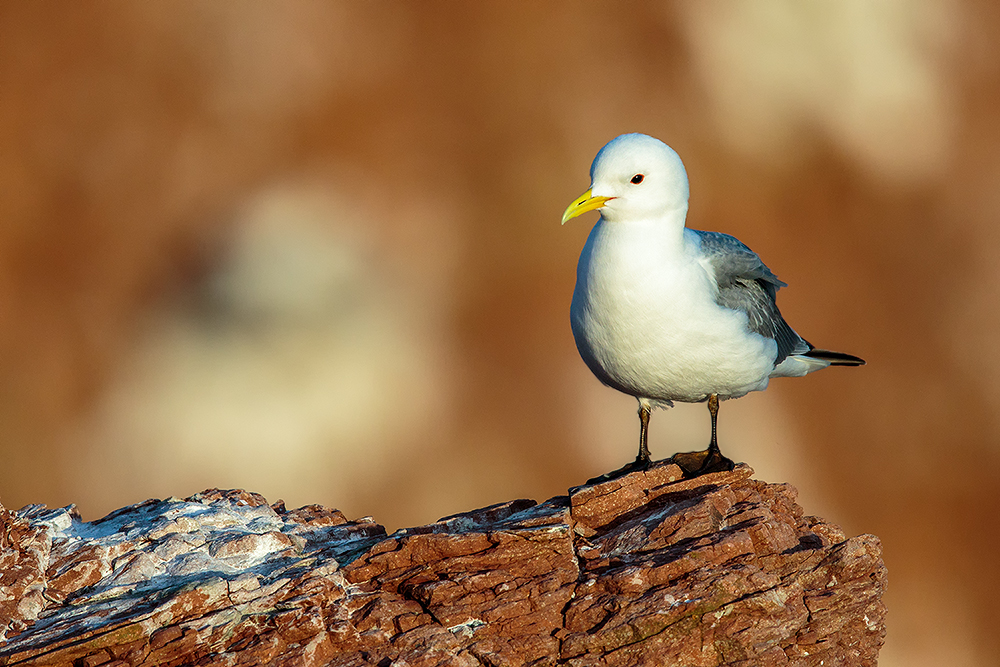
[586,403,654,484]
[667,394,736,478]
[636,404,652,466]
[707,393,721,458]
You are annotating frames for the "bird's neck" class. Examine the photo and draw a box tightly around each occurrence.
[603,206,688,253]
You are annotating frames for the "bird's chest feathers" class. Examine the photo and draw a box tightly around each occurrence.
[571,222,772,400]
[575,225,727,339]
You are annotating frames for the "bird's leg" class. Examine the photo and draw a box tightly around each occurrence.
[636,404,652,466]
[707,393,721,458]
[585,403,654,485]
[694,394,736,475]
[668,393,736,478]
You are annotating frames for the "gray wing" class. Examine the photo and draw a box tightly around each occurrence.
[693,230,807,366]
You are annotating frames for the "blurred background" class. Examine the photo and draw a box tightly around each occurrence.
[1,1,997,664]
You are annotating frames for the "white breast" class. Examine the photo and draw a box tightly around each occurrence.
[571,219,777,403]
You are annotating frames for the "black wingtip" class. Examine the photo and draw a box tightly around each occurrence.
[805,348,866,366]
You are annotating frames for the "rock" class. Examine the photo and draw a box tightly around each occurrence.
[0,464,886,666]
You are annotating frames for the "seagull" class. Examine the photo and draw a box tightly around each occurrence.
[562,133,864,480]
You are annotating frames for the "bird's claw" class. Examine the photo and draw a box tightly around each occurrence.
[586,453,652,485]
[668,448,736,479]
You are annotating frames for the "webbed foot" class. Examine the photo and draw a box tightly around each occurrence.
[586,453,652,485]
[667,447,736,478]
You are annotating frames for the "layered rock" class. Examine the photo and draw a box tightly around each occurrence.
[0,464,886,666]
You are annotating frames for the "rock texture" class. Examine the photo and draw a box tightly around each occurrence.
[0,464,886,666]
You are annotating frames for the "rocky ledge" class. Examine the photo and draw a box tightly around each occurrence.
[0,463,885,666]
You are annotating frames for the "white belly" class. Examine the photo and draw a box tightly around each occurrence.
[571,221,777,403]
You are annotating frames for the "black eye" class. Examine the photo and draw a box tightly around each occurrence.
[630,174,644,184]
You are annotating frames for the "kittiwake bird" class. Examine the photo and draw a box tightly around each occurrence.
[562,133,864,481]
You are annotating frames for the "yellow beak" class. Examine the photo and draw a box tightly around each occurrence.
[561,189,614,225]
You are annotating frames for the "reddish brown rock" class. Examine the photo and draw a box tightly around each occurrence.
[0,506,53,643]
[0,465,886,665]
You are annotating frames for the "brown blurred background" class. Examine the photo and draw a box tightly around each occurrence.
[2,1,998,664]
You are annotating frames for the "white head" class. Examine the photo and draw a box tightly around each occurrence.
[562,133,690,224]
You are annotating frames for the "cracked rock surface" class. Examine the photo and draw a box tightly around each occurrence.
[0,464,885,666]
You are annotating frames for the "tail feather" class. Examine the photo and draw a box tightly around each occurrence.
[805,348,866,366]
